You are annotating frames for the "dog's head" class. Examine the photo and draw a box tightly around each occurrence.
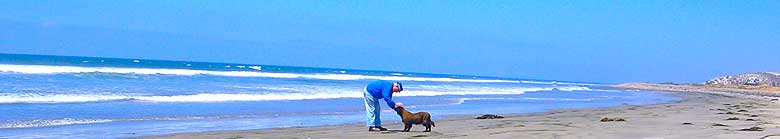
[393,106,407,116]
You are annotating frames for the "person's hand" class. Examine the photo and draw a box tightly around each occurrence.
[395,102,404,107]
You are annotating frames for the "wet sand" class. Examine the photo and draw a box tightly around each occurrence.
[139,84,780,139]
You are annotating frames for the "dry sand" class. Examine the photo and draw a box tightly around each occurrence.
[139,84,780,139]
[615,83,780,97]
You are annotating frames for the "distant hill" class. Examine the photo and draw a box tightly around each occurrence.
[613,72,780,97]
[706,72,780,87]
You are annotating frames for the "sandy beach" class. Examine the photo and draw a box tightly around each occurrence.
[139,83,780,139]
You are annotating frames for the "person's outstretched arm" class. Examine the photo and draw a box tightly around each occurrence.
[382,84,397,109]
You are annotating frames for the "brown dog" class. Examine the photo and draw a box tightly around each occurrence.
[393,106,435,132]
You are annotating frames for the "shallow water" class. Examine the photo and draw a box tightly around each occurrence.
[0,54,680,139]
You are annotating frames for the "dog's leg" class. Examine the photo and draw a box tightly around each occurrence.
[404,123,412,132]
[424,121,431,132]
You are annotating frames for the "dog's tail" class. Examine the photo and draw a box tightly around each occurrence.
[431,120,435,127]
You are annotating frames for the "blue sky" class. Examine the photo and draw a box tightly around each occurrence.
[0,0,778,83]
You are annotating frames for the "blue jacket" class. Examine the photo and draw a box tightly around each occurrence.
[366,80,397,109]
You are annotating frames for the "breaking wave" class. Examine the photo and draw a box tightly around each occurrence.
[0,64,518,83]
[0,118,113,129]
[0,86,593,104]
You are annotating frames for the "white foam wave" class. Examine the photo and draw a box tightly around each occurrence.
[0,93,359,103]
[0,86,592,103]
[0,94,132,103]
[395,86,588,96]
[0,118,113,129]
[0,64,518,83]
[555,86,591,91]
[134,93,360,102]
[0,116,240,129]
[414,85,589,92]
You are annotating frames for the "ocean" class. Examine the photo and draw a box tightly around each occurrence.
[0,53,681,139]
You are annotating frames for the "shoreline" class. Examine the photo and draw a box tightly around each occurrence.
[138,98,681,139]
[137,84,780,139]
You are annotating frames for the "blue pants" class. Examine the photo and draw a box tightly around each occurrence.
[363,88,381,127]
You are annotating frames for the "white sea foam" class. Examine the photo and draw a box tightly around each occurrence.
[0,93,355,103]
[0,93,132,103]
[0,118,113,129]
[0,86,593,103]
[134,93,360,102]
[0,64,519,83]
[555,86,591,91]
[0,116,237,129]
[395,86,589,96]
[249,66,262,70]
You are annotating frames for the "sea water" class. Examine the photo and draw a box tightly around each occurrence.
[0,53,680,139]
